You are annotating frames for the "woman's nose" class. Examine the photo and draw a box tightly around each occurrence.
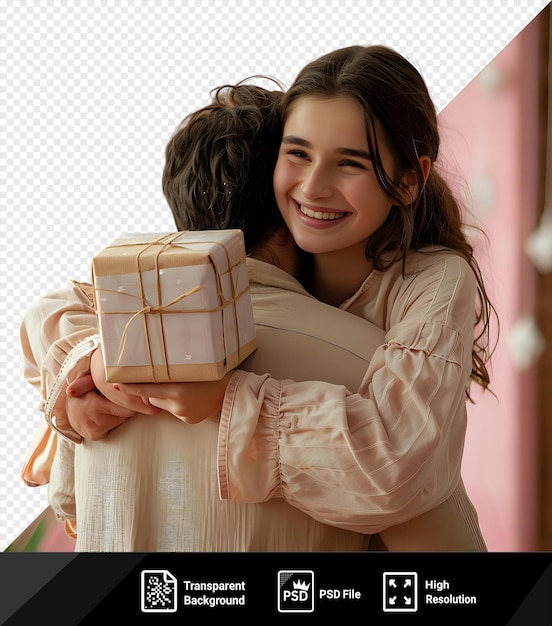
[300,163,332,199]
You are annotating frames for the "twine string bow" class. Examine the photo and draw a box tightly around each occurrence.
[116,285,201,365]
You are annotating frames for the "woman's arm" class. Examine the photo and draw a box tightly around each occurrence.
[20,283,100,484]
[117,254,478,534]
[216,255,478,534]
[20,283,157,485]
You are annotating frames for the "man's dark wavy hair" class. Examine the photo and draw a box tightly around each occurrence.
[162,78,285,255]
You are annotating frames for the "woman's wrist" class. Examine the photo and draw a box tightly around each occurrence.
[43,335,100,443]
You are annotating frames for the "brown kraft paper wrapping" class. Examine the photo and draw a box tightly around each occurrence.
[92,230,257,382]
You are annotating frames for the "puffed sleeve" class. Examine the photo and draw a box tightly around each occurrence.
[218,255,477,534]
[20,283,99,486]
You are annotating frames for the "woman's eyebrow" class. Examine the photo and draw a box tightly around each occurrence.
[338,147,372,160]
[281,136,371,160]
[281,135,310,147]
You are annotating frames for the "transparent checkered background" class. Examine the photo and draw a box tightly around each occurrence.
[1,0,548,549]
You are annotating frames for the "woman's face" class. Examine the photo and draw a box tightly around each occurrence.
[273,95,398,256]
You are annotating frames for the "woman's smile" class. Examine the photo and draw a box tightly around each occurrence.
[297,201,349,223]
[273,95,395,255]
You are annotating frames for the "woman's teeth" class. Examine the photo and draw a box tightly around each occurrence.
[300,205,346,220]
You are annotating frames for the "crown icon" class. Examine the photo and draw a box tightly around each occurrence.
[293,580,311,592]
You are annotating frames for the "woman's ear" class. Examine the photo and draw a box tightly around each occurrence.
[418,155,431,184]
[400,155,431,204]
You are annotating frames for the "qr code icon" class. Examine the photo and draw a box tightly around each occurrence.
[140,569,178,613]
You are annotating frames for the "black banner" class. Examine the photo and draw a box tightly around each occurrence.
[1,552,551,624]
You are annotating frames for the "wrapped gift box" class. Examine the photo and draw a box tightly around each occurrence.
[92,230,257,383]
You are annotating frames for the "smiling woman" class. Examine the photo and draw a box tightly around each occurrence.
[19,45,497,553]
[204,45,499,544]
[113,45,497,551]
[273,95,414,294]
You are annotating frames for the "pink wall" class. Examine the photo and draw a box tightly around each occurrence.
[438,17,543,550]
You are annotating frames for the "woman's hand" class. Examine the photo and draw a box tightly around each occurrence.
[65,373,136,440]
[64,346,162,441]
[88,346,160,414]
[115,371,234,424]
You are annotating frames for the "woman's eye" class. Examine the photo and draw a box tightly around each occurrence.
[341,159,365,169]
[288,150,308,159]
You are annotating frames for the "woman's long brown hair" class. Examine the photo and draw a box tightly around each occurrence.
[280,45,499,398]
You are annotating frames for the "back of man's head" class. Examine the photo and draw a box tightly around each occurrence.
[162,80,285,254]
